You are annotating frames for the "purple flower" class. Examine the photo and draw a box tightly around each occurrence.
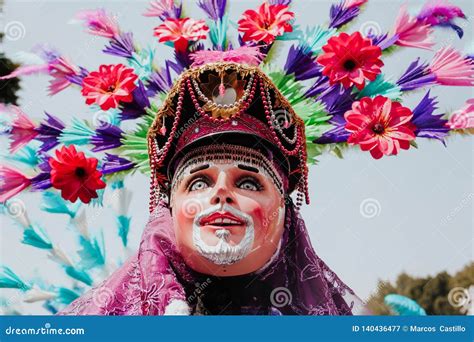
[147,60,179,95]
[284,45,321,81]
[91,124,124,152]
[412,91,449,143]
[103,32,135,58]
[198,0,227,21]
[396,58,436,91]
[120,81,151,120]
[35,112,65,152]
[101,154,135,174]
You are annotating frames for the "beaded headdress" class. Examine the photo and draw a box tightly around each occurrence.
[147,62,309,212]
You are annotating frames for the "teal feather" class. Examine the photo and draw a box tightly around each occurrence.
[111,180,124,190]
[117,215,131,247]
[128,47,155,81]
[384,294,427,316]
[90,187,105,207]
[63,266,93,286]
[59,118,94,146]
[22,224,53,250]
[41,191,81,218]
[56,287,81,304]
[0,266,30,290]
[357,75,402,100]
[298,26,336,54]
[3,145,39,167]
[209,14,229,49]
[77,233,105,269]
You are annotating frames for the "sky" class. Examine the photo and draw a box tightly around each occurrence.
[0,0,473,314]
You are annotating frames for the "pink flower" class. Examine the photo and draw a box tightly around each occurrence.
[81,64,138,110]
[392,5,434,50]
[429,47,474,86]
[154,18,208,52]
[76,9,120,39]
[345,96,416,159]
[447,99,474,129]
[238,2,294,44]
[0,165,31,202]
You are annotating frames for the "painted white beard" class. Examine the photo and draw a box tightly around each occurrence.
[193,203,254,265]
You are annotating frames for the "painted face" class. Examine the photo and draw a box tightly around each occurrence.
[170,161,285,276]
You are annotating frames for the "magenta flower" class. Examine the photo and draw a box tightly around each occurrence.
[48,57,82,95]
[0,166,31,202]
[143,0,182,20]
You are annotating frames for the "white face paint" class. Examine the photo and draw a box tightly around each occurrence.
[192,203,254,265]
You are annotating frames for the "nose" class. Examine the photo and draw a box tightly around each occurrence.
[209,171,235,205]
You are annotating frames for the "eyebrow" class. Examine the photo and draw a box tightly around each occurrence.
[238,164,259,174]
[189,164,210,174]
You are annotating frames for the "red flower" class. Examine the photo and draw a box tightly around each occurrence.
[238,2,294,44]
[81,64,138,110]
[154,18,209,52]
[49,145,106,203]
[344,96,416,159]
[317,32,383,90]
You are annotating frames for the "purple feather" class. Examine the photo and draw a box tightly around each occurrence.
[65,67,88,86]
[411,91,449,143]
[305,76,331,98]
[30,154,52,191]
[35,112,65,152]
[91,124,124,152]
[103,32,135,58]
[372,33,399,50]
[197,0,226,21]
[269,0,292,5]
[396,58,436,91]
[329,2,360,29]
[147,60,179,95]
[284,45,322,81]
[120,81,151,120]
[101,154,135,174]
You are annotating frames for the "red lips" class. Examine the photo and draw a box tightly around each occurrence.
[200,212,245,226]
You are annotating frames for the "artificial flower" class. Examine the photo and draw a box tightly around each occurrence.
[48,57,84,95]
[0,166,31,202]
[238,2,294,44]
[317,31,383,90]
[2,105,38,153]
[154,18,209,52]
[345,95,416,159]
[81,64,138,110]
[49,145,105,203]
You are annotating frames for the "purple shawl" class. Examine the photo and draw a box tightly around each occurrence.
[59,201,366,315]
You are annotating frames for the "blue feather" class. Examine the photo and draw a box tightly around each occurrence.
[0,266,30,290]
[63,266,93,286]
[22,224,53,250]
[77,233,105,269]
[41,191,81,218]
[384,294,427,316]
[117,215,131,247]
[59,118,94,146]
